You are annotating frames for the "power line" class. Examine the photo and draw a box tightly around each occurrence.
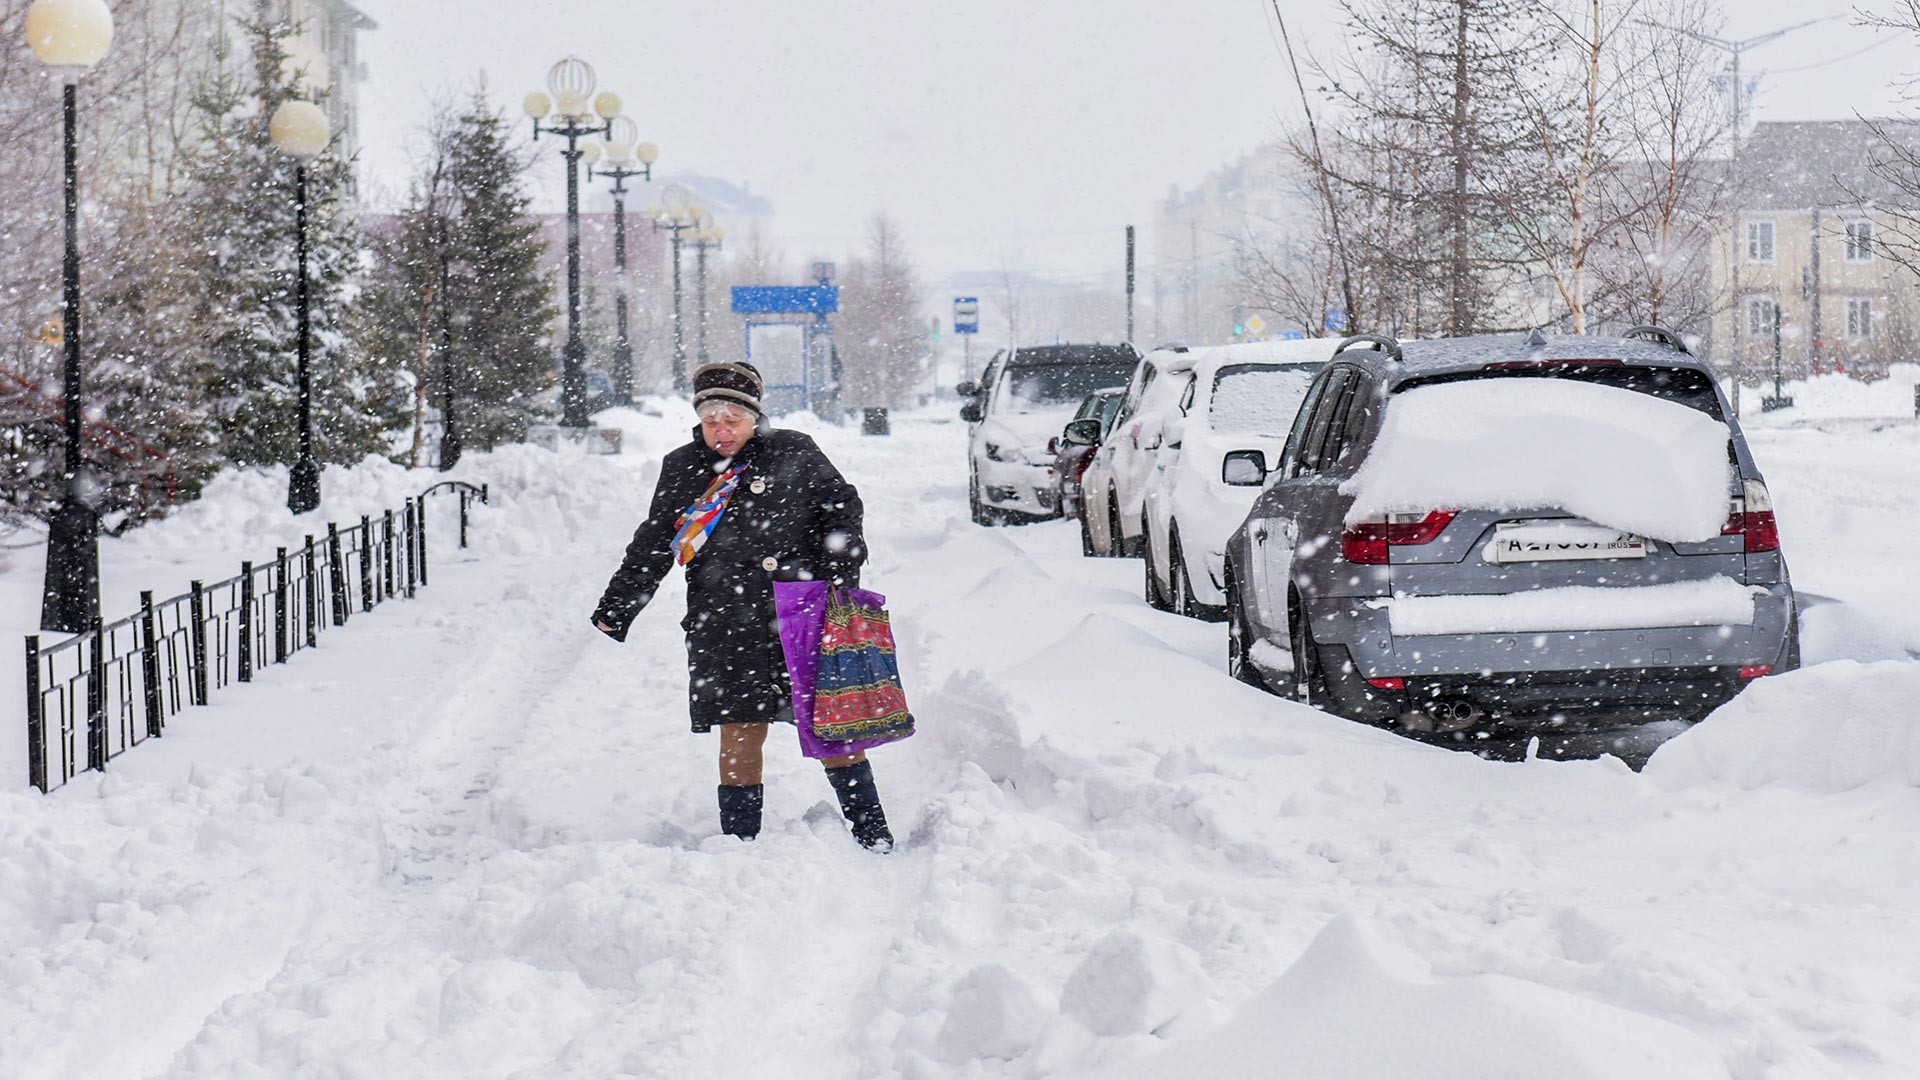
[1762,33,1902,76]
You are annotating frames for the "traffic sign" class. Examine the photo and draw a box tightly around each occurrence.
[1323,308,1348,333]
[953,296,980,335]
[811,261,836,284]
[1246,315,1266,335]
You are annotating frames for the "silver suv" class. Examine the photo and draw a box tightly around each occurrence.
[1223,329,1799,744]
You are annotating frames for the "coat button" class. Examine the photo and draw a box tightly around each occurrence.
[762,557,778,571]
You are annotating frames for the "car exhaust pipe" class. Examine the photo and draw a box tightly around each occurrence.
[1427,697,1486,734]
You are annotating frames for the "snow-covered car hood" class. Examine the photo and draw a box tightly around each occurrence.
[976,409,1075,458]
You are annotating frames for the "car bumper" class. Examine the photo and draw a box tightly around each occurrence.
[977,457,1060,516]
[1305,584,1796,726]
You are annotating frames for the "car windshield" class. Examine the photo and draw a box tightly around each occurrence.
[994,363,1138,413]
[1209,364,1318,436]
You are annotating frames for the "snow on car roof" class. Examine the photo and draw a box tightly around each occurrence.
[1383,333,1707,383]
[1142,338,1338,374]
[1343,377,1732,542]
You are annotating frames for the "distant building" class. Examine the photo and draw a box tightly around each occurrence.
[278,0,377,168]
[1152,143,1308,346]
[1712,119,1920,380]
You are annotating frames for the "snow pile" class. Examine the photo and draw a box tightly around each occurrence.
[1346,378,1731,542]
[1101,913,1728,1080]
[1742,363,1920,426]
[1058,928,1209,1037]
[1379,577,1757,636]
[1646,661,1920,792]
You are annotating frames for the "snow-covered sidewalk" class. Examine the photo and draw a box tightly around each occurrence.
[1,407,1916,1079]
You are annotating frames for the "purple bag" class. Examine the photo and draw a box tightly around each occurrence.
[773,580,913,759]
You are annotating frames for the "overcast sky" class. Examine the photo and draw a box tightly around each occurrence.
[357,1,1920,287]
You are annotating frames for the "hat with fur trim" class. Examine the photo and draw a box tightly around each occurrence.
[692,361,763,416]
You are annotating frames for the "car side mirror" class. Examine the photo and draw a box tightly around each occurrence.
[1222,450,1267,486]
[1061,418,1101,446]
[1163,417,1187,449]
[956,380,979,397]
[960,400,983,423]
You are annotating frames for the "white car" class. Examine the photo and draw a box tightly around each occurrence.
[1139,342,1328,618]
[1080,346,1198,557]
[961,344,1140,524]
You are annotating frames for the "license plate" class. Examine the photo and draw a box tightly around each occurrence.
[1483,523,1648,563]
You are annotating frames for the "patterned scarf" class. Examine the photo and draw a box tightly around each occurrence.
[672,465,747,566]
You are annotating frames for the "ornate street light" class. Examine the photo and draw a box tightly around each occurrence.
[650,184,700,392]
[269,98,330,514]
[525,56,619,428]
[690,223,725,366]
[27,0,113,634]
[588,116,657,407]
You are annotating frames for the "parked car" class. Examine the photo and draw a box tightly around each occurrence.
[1139,344,1326,618]
[1079,346,1197,557]
[1223,327,1798,744]
[961,344,1139,525]
[1050,387,1128,546]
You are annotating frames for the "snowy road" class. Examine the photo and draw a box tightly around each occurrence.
[2,399,1918,1078]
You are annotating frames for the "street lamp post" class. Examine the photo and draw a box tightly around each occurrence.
[269,98,330,514]
[690,224,725,366]
[588,116,658,407]
[525,57,620,429]
[28,0,114,634]
[650,184,701,391]
[436,217,461,470]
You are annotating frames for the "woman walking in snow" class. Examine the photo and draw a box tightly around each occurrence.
[591,362,894,850]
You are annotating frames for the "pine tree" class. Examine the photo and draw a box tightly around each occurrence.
[177,4,393,469]
[444,90,558,447]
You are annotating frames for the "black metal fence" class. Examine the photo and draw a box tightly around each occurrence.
[22,481,489,793]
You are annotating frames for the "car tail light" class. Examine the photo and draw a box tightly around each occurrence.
[1342,510,1457,564]
[1738,665,1773,679]
[1367,676,1406,690]
[1721,480,1780,553]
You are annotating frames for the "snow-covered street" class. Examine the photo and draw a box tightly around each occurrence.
[2,382,1919,1079]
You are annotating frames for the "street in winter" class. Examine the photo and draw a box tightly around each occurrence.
[2,2,1919,1078]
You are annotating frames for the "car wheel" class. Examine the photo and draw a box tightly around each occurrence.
[1143,532,1170,610]
[969,469,1001,527]
[1107,493,1126,559]
[1168,528,1192,618]
[1289,590,1332,706]
[1226,572,1270,691]
[1079,509,1097,557]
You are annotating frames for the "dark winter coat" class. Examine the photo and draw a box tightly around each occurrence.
[592,425,866,732]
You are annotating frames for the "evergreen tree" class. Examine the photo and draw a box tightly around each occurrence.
[177,4,393,468]
[444,91,558,447]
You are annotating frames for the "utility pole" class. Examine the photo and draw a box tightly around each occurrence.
[1646,16,1837,417]
[1125,225,1136,344]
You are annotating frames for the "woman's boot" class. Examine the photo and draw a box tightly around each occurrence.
[717,784,763,840]
[824,761,894,851]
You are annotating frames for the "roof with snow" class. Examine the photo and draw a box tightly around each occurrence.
[1733,119,1920,210]
[1349,333,1709,381]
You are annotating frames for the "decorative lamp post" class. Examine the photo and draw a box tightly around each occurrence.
[269,98,330,514]
[588,116,657,407]
[691,222,725,366]
[28,0,113,634]
[651,183,699,391]
[525,57,619,429]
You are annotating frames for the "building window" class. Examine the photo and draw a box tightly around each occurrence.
[1845,219,1874,263]
[1746,296,1777,338]
[1746,220,1776,264]
[1846,297,1873,339]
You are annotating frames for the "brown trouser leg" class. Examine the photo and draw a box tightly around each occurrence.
[720,722,866,780]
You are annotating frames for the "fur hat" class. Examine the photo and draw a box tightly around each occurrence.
[692,361,763,415]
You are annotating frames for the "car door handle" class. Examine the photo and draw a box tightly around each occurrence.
[1254,528,1268,544]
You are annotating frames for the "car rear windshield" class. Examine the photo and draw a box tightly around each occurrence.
[995,362,1139,412]
[1209,364,1318,436]
[1396,363,1725,420]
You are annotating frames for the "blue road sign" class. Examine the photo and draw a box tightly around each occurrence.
[1323,308,1348,333]
[732,285,839,315]
[953,296,980,335]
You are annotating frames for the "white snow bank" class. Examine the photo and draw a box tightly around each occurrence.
[1646,660,1920,792]
[936,963,1051,1062]
[1377,577,1756,637]
[1346,378,1731,542]
[1059,928,1209,1037]
[1742,363,1920,425]
[1102,913,1728,1080]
